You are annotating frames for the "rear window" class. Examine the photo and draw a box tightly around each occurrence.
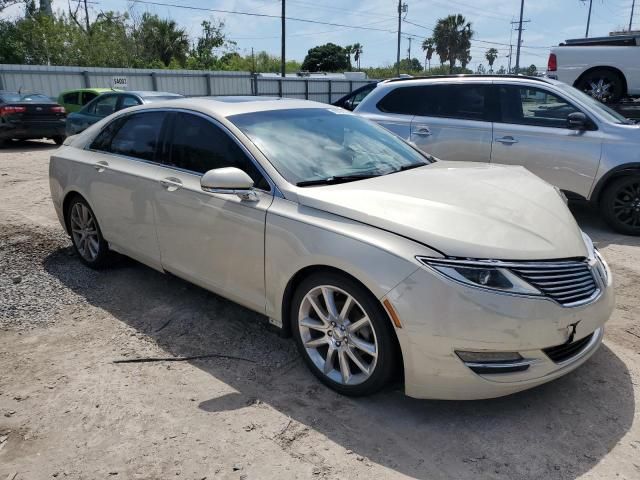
[0,93,22,103]
[377,84,490,121]
[63,92,80,105]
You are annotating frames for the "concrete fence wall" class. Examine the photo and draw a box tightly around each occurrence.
[0,65,375,104]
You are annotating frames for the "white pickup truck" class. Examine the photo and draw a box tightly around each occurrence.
[546,33,640,103]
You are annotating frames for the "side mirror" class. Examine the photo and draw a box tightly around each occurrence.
[201,167,257,201]
[567,112,588,130]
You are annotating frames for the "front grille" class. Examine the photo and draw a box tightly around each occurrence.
[543,333,594,363]
[510,261,598,306]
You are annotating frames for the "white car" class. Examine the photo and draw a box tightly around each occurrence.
[547,33,640,103]
[49,98,614,400]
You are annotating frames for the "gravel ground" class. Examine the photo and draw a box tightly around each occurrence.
[0,141,638,480]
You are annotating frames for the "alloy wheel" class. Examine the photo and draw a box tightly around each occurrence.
[612,180,640,228]
[298,285,378,385]
[70,202,100,261]
[585,78,612,102]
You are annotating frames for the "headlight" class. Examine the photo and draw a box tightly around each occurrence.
[417,258,542,295]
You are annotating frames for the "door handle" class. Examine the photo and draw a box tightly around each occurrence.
[159,177,183,191]
[412,126,432,136]
[495,136,518,145]
[94,161,109,172]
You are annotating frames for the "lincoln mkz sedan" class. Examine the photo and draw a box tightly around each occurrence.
[49,97,614,400]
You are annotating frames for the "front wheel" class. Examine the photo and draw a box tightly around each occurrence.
[291,272,397,396]
[600,175,640,235]
[66,196,112,268]
[52,135,65,145]
[576,69,624,103]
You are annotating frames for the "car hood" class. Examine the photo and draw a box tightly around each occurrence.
[294,161,587,260]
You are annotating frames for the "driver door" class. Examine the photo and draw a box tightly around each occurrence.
[491,84,603,198]
[152,112,273,313]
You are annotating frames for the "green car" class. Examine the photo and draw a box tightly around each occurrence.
[57,88,115,114]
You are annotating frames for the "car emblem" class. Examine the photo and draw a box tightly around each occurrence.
[565,320,581,344]
[36,107,42,111]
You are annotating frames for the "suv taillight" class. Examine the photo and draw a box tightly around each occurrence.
[0,106,27,116]
[547,53,557,72]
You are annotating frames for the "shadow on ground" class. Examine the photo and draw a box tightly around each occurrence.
[43,233,635,479]
[570,202,640,249]
[0,139,58,152]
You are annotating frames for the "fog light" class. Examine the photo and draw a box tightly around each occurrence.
[455,351,522,363]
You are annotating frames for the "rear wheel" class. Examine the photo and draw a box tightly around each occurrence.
[65,196,112,268]
[52,136,65,145]
[600,175,640,235]
[576,69,624,103]
[291,272,397,396]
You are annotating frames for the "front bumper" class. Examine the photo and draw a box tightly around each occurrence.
[384,262,615,400]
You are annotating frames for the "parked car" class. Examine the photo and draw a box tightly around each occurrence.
[546,33,640,103]
[57,88,114,114]
[65,91,183,135]
[332,82,379,111]
[0,91,66,146]
[49,97,614,400]
[355,75,640,235]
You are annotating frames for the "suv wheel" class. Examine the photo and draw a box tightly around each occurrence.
[576,69,624,103]
[600,175,640,235]
[291,272,397,396]
[66,196,112,268]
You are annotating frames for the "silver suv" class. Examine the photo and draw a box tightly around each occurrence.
[355,75,640,235]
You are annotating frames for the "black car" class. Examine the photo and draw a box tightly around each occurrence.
[332,82,379,111]
[0,92,66,146]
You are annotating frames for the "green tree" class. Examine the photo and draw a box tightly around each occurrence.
[476,64,487,75]
[395,57,423,73]
[485,47,498,72]
[496,65,507,75]
[134,13,190,67]
[301,43,350,72]
[526,64,537,76]
[421,37,434,71]
[432,14,473,73]
[187,20,227,70]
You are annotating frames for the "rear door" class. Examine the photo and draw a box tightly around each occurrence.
[85,111,168,269]
[491,83,603,198]
[408,83,494,162]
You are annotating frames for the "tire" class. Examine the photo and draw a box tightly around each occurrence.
[576,69,624,103]
[52,135,65,145]
[600,175,640,235]
[65,195,112,268]
[291,271,397,396]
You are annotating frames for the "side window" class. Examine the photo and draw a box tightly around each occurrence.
[345,84,375,110]
[442,85,489,121]
[377,86,424,115]
[119,96,141,110]
[166,113,268,189]
[499,85,580,128]
[91,112,165,161]
[82,92,98,105]
[62,92,80,105]
[93,95,118,117]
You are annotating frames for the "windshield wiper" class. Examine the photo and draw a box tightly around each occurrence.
[395,162,428,172]
[296,174,378,187]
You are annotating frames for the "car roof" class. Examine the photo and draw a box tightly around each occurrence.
[121,96,334,118]
[381,74,554,85]
[59,88,114,94]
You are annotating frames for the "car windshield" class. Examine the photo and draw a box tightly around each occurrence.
[556,83,632,124]
[229,108,431,185]
[0,93,23,102]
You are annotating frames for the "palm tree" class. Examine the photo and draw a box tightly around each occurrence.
[485,47,498,73]
[421,37,434,72]
[432,14,473,73]
[344,44,353,69]
[137,13,190,67]
[351,42,363,69]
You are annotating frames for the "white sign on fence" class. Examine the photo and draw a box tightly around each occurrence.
[111,76,128,89]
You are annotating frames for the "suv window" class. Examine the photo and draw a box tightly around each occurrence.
[164,112,268,189]
[90,112,165,161]
[498,85,580,128]
[377,84,490,121]
[62,92,80,105]
[89,95,118,116]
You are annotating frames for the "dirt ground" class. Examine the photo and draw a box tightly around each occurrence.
[0,140,638,480]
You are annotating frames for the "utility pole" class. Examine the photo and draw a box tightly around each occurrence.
[630,0,636,31]
[281,0,286,77]
[514,0,525,74]
[584,0,593,37]
[407,37,412,60]
[396,1,407,76]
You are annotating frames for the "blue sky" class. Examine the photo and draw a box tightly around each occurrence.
[2,0,638,71]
